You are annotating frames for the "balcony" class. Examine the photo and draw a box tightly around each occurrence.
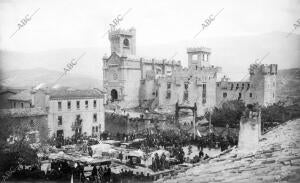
[71,122,82,130]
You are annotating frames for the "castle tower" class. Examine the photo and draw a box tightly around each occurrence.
[187,47,211,69]
[109,27,136,56]
[249,64,278,106]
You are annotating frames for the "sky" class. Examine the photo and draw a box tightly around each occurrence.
[0,0,299,51]
[0,0,299,80]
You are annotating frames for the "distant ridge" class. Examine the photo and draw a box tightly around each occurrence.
[0,68,102,90]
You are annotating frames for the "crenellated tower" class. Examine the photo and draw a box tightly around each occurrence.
[249,64,278,106]
[187,47,211,69]
[109,27,136,56]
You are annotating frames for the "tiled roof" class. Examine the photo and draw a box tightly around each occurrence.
[162,119,300,183]
[7,90,32,101]
[49,89,103,100]
[0,88,24,95]
[0,107,47,118]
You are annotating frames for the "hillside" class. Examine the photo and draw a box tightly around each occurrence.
[0,68,299,100]
[0,68,101,89]
[1,32,299,81]
[277,68,300,102]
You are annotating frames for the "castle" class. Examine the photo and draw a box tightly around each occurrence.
[103,28,277,115]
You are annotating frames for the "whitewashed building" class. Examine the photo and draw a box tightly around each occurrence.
[47,89,105,138]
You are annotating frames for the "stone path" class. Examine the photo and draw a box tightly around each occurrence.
[158,119,300,183]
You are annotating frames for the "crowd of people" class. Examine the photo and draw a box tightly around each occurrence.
[47,160,112,182]
[151,152,169,172]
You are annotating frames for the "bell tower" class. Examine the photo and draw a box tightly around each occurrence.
[108,27,136,56]
[187,47,211,69]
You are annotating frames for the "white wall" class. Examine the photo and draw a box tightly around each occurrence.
[48,97,104,138]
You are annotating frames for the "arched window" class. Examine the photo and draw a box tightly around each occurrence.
[111,89,118,101]
[223,92,227,98]
[123,38,129,47]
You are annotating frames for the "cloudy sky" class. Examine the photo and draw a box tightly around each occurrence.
[0,0,299,80]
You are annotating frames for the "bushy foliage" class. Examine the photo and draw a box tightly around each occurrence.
[209,100,246,128]
[261,101,286,123]
[261,101,300,123]
[0,118,38,176]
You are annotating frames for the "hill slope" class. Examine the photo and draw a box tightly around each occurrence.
[277,68,300,102]
[0,68,101,89]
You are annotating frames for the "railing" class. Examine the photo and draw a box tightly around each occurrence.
[71,122,82,129]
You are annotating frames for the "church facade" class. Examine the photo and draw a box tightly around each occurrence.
[103,28,277,115]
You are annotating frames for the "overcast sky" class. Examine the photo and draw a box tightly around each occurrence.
[0,0,299,82]
[0,0,299,52]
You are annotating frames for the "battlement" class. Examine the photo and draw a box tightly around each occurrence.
[109,27,136,38]
[125,55,182,66]
[249,64,278,75]
[187,47,211,53]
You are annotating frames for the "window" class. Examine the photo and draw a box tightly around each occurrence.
[67,101,71,110]
[238,93,242,100]
[123,38,129,47]
[96,126,98,132]
[231,84,234,90]
[13,102,16,108]
[93,114,97,122]
[242,83,244,89]
[166,90,171,99]
[236,84,239,90]
[249,93,253,98]
[92,127,95,133]
[58,102,62,110]
[76,115,81,125]
[93,100,97,108]
[202,84,207,104]
[184,91,188,101]
[76,101,80,109]
[58,116,62,126]
[223,92,227,98]
[203,54,208,61]
[167,82,171,89]
[30,120,34,127]
[85,100,88,109]
[21,103,24,108]
[192,54,197,60]
[184,83,189,90]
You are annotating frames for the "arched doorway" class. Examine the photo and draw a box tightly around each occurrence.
[111,89,118,101]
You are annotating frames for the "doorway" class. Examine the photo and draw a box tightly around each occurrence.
[111,89,118,101]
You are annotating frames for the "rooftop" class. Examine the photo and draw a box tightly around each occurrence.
[0,107,47,118]
[160,119,300,183]
[49,89,103,100]
[7,90,32,101]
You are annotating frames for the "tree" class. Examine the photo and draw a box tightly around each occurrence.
[0,118,38,176]
[209,100,246,128]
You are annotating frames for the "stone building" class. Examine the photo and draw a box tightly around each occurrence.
[47,89,105,138]
[103,28,220,115]
[0,107,48,143]
[7,90,33,108]
[0,88,23,109]
[103,27,277,117]
[103,28,181,108]
[216,64,277,106]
